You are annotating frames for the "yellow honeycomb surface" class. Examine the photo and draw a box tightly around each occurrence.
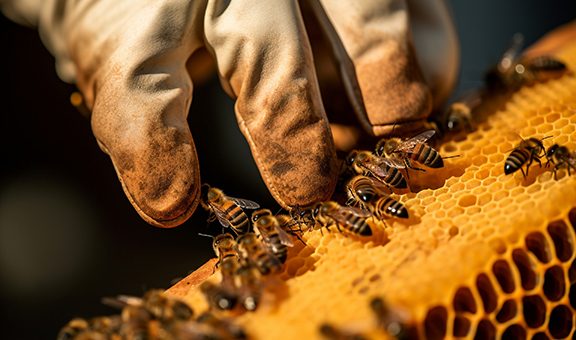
[168,40,576,339]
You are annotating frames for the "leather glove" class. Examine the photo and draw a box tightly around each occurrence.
[1,0,458,228]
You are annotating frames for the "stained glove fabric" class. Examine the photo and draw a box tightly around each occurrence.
[1,0,458,227]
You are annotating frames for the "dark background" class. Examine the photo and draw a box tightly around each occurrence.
[1,1,574,338]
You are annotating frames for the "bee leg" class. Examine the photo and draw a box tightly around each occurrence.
[553,167,558,180]
[293,232,306,245]
[525,157,534,177]
[334,224,343,233]
[345,196,355,206]
[534,155,543,168]
[520,166,527,179]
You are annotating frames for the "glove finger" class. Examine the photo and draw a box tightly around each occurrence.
[308,0,433,136]
[204,0,338,209]
[76,2,205,227]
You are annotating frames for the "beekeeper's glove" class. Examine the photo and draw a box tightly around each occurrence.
[1,0,458,227]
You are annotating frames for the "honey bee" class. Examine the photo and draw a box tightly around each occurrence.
[119,304,154,340]
[289,205,318,232]
[199,281,239,311]
[486,33,567,91]
[504,136,549,177]
[345,175,408,219]
[312,201,372,237]
[444,90,483,133]
[236,258,263,311]
[370,297,408,340]
[252,209,295,263]
[201,184,260,235]
[319,323,367,340]
[209,233,241,292]
[276,213,301,233]
[546,144,576,179]
[236,232,283,275]
[276,213,307,244]
[103,290,194,323]
[58,316,124,340]
[346,150,407,189]
[196,311,248,339]
[58,318,90,340]
[373,196,409,220]
[375,130,443,170]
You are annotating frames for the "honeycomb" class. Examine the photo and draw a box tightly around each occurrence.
[167,38,576,339]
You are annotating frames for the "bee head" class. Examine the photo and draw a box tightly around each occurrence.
[311,202,322,219]
[213,233,234,251]
[201,183,214,202]
[377,139,399,157]
[375,139,386,156]
[345,150,358,167]
[251,209,272,223]
[546,143,560,158]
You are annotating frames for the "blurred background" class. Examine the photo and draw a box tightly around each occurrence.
[1,1,574,338]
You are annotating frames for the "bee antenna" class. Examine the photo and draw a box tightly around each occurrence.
[391,123,398,136]
[541,135,553,141]
[201,183,211,190]
[198,233,215,239]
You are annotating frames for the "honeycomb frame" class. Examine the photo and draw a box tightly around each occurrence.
[168,35,576,340]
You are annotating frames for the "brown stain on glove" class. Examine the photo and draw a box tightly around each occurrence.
[91,71,201,228]
[205,0,339,209]
[309,0,432,137]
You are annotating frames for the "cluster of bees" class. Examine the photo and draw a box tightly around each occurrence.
[194,130,454,315]
[505,137,576,179]
[197,128,453,311]
[58,290,246,340]
[442,33,568,134]
[59,33,572,339]
[439,33,572,181]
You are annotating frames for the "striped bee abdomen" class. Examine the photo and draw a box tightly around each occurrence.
[342,212,372,237]
[374,197,409,219]
[383,165,407,189]
[504,147,530,175]
[268,234,288,264]
[223,203,250,234]
[413,144,443,168]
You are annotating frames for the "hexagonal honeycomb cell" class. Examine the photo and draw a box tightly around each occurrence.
[167,37,576,339]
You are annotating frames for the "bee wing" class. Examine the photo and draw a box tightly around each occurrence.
[393,130,436,154]
[337,206,372,218]
[366,176,392,195]
[359,158,395,178]
[274,225,295,247]
[378,156,406,169]
[228,197,260,210]
[211,205,232,228]
[329,207,371,229]
[101,295,142,309]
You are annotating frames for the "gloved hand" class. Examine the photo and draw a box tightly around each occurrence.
[1,0,458,228]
